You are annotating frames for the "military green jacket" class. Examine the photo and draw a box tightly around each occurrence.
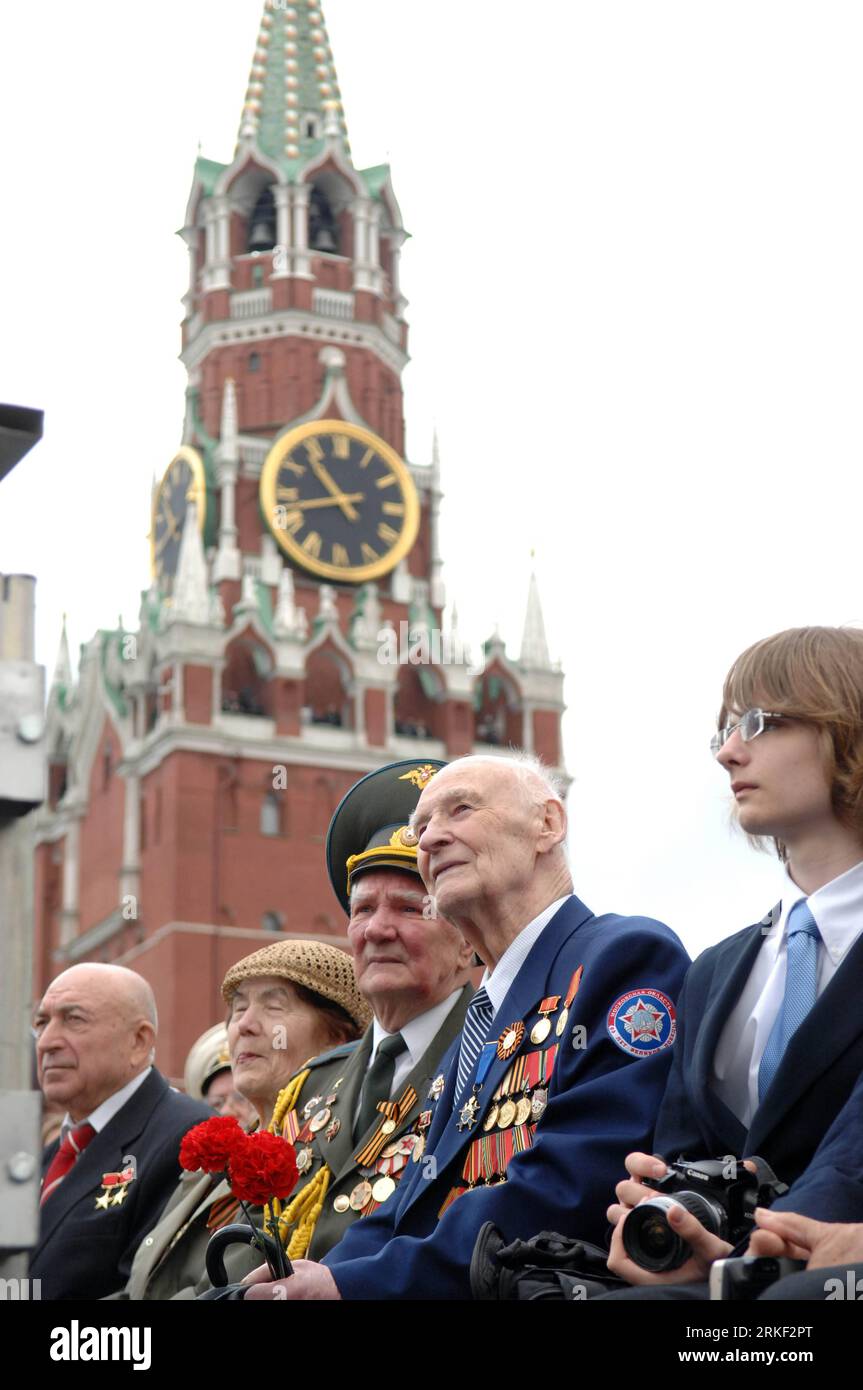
[282,986,472,1261]
[116,1044,359,1300]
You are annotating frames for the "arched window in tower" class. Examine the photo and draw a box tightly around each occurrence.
[303,114,321,140]
[247,186,277,253]
[309,185,340,254]
[260,791,281,836]
[248,351,261,373]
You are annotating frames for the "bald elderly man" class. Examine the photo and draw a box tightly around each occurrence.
[31,963,210,1300]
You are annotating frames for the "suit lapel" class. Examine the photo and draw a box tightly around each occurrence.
[404,897,592,1200]
[750,929,863,1149]
[36,1070,166,1257]
[313,1030,373,1176]
[688,924,767,1153]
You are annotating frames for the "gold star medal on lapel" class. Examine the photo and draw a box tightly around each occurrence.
[94,1155,137,1210]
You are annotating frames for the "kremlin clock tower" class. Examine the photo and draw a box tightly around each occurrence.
[33,0,566,1076]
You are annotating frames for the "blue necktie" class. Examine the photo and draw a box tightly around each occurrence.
[758,901,821,1101]
[454,987,494,1106]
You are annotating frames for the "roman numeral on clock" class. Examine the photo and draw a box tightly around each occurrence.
[361,542,380,564]
[377,522,399,545]
[332,543,350,567]
[302,531,322,558]
[332,434,351,459]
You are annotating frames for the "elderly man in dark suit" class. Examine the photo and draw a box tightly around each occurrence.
[31,962,210,1299]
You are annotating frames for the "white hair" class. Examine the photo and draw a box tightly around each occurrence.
[445,752,567,805]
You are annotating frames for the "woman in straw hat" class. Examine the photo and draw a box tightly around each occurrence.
[115,938,371,1300]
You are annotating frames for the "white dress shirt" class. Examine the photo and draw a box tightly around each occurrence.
[712,860,863,1127]
[369,989,466,1099]
[60,1067,152,1142]
[482,895,572,1019]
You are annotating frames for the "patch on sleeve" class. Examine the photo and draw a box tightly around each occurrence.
[606,988,676,1058]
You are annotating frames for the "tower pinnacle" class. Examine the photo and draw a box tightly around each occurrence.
[237,0,351,168]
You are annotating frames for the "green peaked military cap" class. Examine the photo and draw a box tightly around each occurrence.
[326,758,447,913]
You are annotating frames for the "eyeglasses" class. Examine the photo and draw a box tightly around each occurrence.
[710,709,786,757]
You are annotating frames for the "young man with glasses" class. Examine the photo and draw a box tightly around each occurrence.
[604,624,863,1292]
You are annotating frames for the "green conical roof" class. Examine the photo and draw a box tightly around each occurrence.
[237,0,351,171]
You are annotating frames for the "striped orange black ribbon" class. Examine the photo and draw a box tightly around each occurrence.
[353,1085,418,1168]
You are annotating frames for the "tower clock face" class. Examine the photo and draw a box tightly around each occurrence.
[151,447,207,582]
[259,420,420,583]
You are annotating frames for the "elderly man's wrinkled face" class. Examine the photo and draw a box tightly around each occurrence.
[347,870,473,1017]
[34,971,152,1121]
[412,761,542,917]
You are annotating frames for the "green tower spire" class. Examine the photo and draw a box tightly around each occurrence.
[237,0,351,171]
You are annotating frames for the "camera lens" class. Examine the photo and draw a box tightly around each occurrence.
[623,1193,727,1273]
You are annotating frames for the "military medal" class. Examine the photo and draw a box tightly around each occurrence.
[296,1146,314,1174]
[531,995,560,1045]
[302,1095,323,1120]
[497,1098,516,1128]
[496,1021,525,1061]
[555,966,584,1037]
[381,1139,401,1159]
[333,1194,351,1213]
[380,1118,396,1135]
[371,1175,396,1203]
[428,1074,446,1101]
[530,1088,548,1122]
[417,1109,433,1130]
[325,1119,341,1142]
[483,1102,499,1132]
[514,1095,532,1126]
[325,1093,338,1105]
[411,1134,425,1162]
[458,1094,480,1131]
[349,1180,373,1211]
[309,1106,331,1133]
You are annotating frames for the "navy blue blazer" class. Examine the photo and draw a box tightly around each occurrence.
[31,1068,211,1300]
[323,895,690,1300]
[654,906,863,1191]
[774,1067,863,1223]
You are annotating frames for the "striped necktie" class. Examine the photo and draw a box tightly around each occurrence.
[454,987,494,1106]
[758,900,821,1101]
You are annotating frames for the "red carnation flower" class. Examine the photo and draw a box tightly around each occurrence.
[180,1116,246,1174]
[228,1131,299,1206]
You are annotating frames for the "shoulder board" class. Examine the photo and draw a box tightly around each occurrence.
[303,1039,360,1070]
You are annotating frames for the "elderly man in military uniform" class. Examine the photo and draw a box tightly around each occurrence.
[262,758,474,1261]
[245,753,691,1301]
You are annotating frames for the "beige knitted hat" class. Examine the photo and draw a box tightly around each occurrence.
[221,938,372,1032]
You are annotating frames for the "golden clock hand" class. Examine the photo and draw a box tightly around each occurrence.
[294,492,365,511]
[311,458,361,522]
[161,498,181,540]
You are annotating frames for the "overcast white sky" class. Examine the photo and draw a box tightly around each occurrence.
[2,1,862,956]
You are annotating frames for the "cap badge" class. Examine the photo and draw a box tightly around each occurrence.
[398,764,439,790]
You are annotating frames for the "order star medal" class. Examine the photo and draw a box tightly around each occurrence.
[457,1093,480,1132]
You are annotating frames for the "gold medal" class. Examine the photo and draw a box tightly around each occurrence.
[349,1180,373,1211]
[515,1096,532,1126]
[483,1102,499,1132]
[381,1139,401,1159]
[555,1006,569,1038]
[497,1099,517,1128]
[309,1106,331,1133]
[333,1194,351,1213]
[296,1146,314,1174]
[381,1118,396,1135]
[371,1175,396,1203]
[530,1017,552,1045]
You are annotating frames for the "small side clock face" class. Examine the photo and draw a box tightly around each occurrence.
[259,420,420,583]
[151,447,207,582]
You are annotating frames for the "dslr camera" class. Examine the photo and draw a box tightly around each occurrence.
[622,1156,788,1273]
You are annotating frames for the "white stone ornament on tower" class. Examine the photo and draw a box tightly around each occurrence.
[169,500,212,626]
[274,567,308,641]
[519,572,553,671]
